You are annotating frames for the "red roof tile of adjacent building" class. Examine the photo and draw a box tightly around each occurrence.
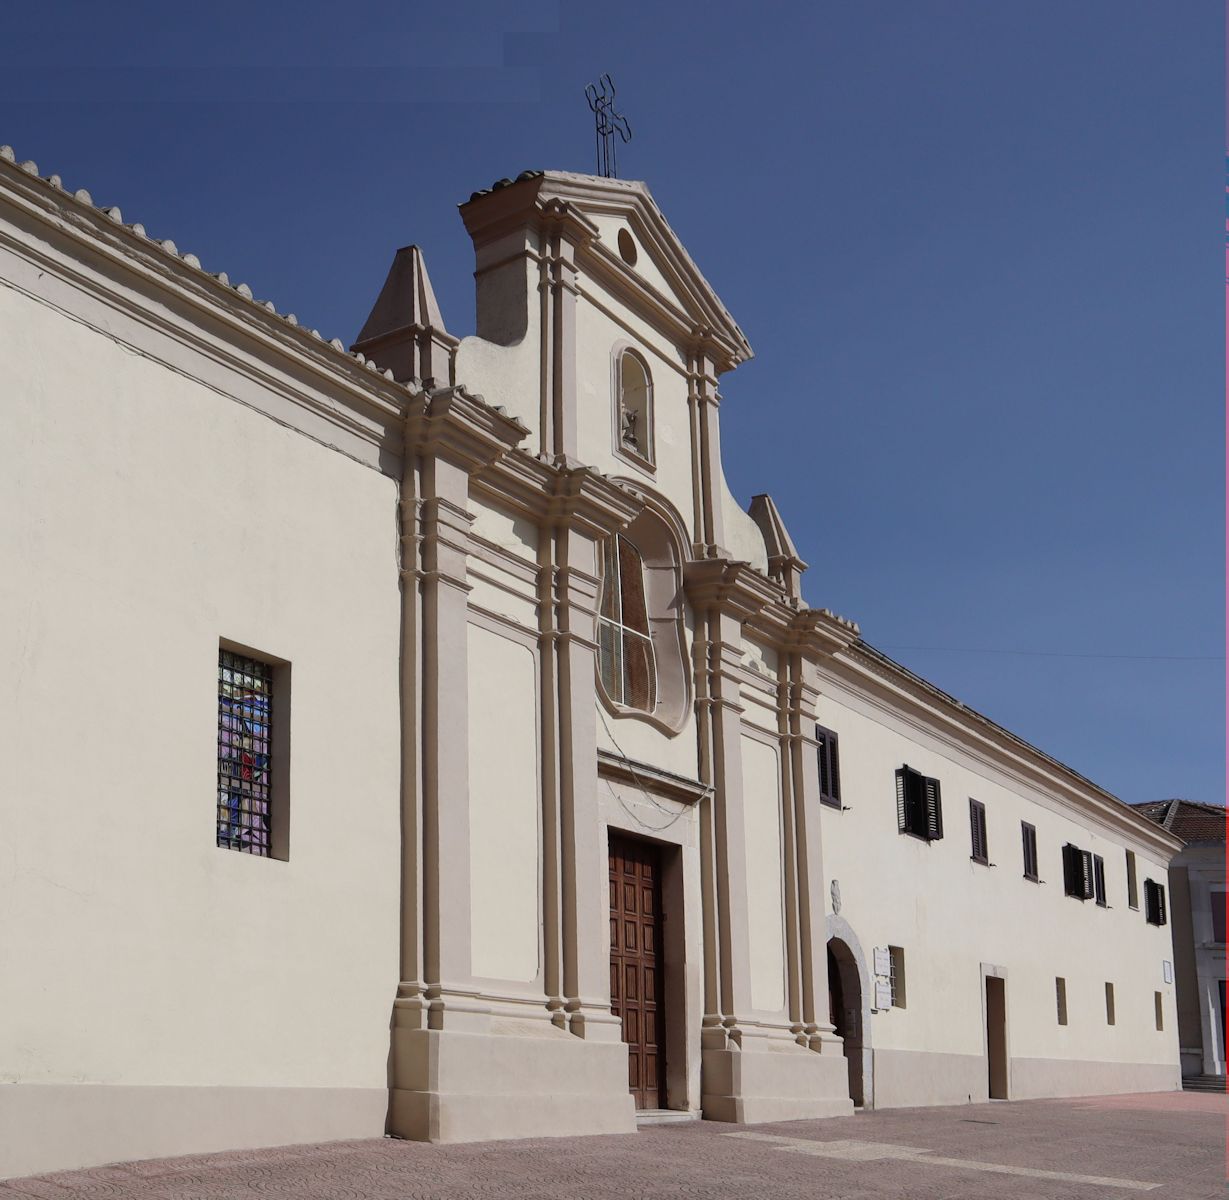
[1133,799,1227,844]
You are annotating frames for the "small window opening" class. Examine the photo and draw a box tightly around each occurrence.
[597,534,657,713]
[217,645,288,860]
[1093,854,1107,907]
[816,725,841,808]
[1062,843,1094,900]
[896,766,943,841]
[1021,822,1039,881]
[1056,977,1068,1026]
[1105,981,1116,1026]
[1125,849,1139,909]
[617,228,638,266]
[888,945,907,1008]
[969,798,988,864]
[1154,991,1164,1031]
[1144,879,1168,926]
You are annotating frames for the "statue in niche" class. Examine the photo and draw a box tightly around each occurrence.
[830,878,842,915]
[620,405,640,451]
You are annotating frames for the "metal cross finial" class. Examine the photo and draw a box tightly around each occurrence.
[585,74,631,178]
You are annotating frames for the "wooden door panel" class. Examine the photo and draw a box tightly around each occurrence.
[609,833,666,1109]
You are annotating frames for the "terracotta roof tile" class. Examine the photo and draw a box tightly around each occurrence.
[1133,799,1226,844]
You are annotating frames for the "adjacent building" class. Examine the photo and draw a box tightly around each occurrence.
[0,150,1184,1181]
[1135,800,1226,1084]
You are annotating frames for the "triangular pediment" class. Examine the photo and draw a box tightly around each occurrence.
[460,170,753,372]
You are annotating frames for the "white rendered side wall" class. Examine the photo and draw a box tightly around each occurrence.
[817,680,1181,1106]
[0,281,401,1173]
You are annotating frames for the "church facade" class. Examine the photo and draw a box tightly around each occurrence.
[0,151,1183,1181]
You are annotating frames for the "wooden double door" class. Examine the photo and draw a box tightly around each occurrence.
[608,833,666,1109]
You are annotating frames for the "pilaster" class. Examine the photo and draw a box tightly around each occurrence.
[392,386,526,1045]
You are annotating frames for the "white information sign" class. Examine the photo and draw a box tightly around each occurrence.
[875,982,894,1010]
[873,947,891,977]
[1163,960,1173,984]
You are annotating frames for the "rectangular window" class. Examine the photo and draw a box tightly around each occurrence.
[888,945,907,1008]
[1062,843,1094,900]
[1144,879,1168,927]
[1125,849,1139,909]
[896,766,943,841]
[1022,822,1039,881]
[1056,977,1068,1025]
[969,798,988,864]
[1105,981,1115,1026]
[1093,854,1107,907]
[217,645,288,860]
[1155,991,1164,1031]
[1211,892,1226,944]
[816,725,841,809]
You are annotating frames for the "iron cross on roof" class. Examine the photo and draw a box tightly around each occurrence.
[585,74,631,178]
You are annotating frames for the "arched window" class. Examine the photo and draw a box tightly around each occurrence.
[616,350,654,466]
[597,534,657,713]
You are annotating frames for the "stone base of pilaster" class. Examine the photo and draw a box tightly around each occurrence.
[700,1041,854,1124]
[390,1027,637,1143]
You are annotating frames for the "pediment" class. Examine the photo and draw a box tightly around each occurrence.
[460,170,753,373]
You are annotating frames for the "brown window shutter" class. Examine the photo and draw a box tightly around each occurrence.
[1079,850,1094,899]
[924,777,943,841]
[895,768,908,832]
[816,725,841,808]
[970,799,987,862]
[1093,855,1107,907]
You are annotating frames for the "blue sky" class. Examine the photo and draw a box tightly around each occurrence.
[5,1,1222,805]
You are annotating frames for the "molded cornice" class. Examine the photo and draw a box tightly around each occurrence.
[406,386,528,472]
[684,559,780,619]
[827,641,1184,861]
[460,171,752,374]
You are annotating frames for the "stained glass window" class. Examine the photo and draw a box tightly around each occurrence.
[217,649,273,856]
[597,534,657,713]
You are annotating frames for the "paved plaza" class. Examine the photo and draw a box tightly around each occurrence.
[3,1090,1224,1199]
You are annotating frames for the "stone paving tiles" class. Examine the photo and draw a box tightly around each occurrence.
[1,1090,1223,1199]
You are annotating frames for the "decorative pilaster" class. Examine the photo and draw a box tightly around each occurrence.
[537,201,591,464]
[684,560,779,1049]
[686,338,729,558]
[391,386,526,1047]
[785,607,861,1052]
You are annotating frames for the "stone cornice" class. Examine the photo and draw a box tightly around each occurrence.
[469,448,642,539]
[406,386,528,473]
[826,640,1185,861]
[684,559,780,620]
[598,749,709,805]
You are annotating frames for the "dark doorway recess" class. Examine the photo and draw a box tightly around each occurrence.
[986,975,1008,1099]
[827,939,864,1106]
[609,833,666,1109]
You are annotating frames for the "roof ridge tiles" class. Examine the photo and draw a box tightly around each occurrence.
[0,142,423,396]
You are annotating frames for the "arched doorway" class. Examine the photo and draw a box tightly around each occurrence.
[828,938,865,1106]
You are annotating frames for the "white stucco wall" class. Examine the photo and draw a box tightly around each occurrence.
[816,672,1181,1104]
[467,624,541,983]
[741,735,787,1014]
[0,278,401,1103]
